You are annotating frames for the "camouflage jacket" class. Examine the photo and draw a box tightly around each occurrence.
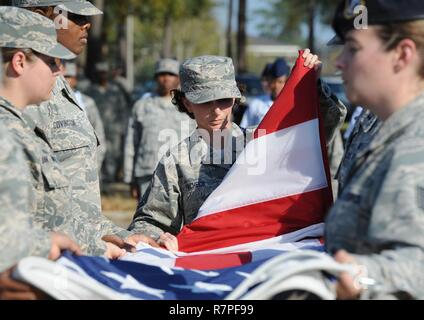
[75,90,106,169]
[325,94,424,299]
[123,94,196,183]
[128,123,246,240]
[0,97,111,255]
[318,79,348,146]
[327,130,345,199]
[0,122,51,272]
[23,76,130,240]
[336,109,382,192]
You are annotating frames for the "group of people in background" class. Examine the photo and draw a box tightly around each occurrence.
[1,0,424,301]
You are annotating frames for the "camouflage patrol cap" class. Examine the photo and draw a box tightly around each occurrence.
[180,55,242,104]
[95,61,109,73]
[0,6,75,59]
[155,58,179,76]
[12,0,103,16]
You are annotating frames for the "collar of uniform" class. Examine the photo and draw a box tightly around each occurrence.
[0,96,33,127]
[189,122,245,166]
[56,75,82,111]
[0,97,54,148]
[359,92,424,158]
[359,109,380,133]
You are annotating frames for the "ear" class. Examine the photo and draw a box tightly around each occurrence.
[393,38,417,73]
[10,51,27,76]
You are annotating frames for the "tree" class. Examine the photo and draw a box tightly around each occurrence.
[237,0,247,73]
[226,0,234,59]
[135,0,214,59]
[83,0,220,84]
[255,0,338,50]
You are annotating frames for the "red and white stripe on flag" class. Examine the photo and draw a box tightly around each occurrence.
[177,51,333,255]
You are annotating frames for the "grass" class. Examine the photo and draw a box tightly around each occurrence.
[100,183,138,228]
[101,194,137,212]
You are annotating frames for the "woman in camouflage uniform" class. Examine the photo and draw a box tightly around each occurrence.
[0,6,82,300]
[127,52,336,251]
[0,7,124,260]
[327,0,424,299]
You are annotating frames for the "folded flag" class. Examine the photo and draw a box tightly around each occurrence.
[16,232,332,300]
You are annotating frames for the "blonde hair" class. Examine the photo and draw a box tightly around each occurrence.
[377,20,424,77]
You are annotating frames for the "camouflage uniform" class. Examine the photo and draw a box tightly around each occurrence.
[327,130,345,199]
[335,109,381,192]
[128,123,246,240]
[325,94,424,299]
[0,123,51,272]
[317,80,347,199]
[11,1,131,241]
[0,6,76,246]
[75,90,107,170]
[0,97,109,255]
[85,81,130,184]
[23,78,130,242]
[123,94,196,197]
[12,0,103,16]
[0,6,69,271]
[318,79,347,147]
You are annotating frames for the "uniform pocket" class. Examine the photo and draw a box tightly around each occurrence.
[40,154,69,190]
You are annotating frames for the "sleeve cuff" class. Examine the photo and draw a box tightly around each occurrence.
[350,254,387,300]
[30,229,52,259]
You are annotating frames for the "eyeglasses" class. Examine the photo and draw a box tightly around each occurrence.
[34,52,60,71]
[65,11,90,26]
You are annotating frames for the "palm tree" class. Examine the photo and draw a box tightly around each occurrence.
[256,0,337,50]
[226,0,234,59]
[237,0,247,73]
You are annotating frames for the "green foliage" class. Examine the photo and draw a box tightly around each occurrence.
[255,0,337,45]
[100,0,221,81]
